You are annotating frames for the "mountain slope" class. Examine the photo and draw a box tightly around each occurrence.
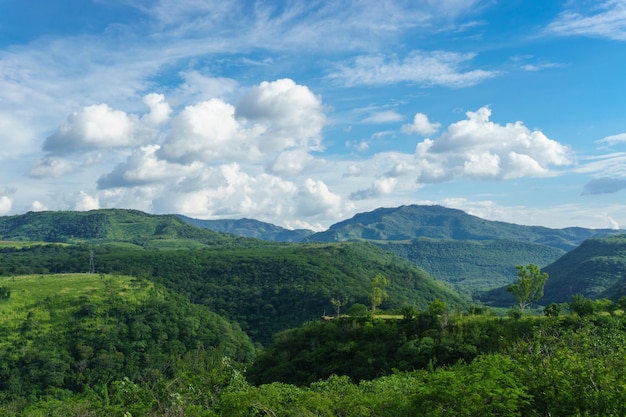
[541,234,626,304]
[177,215,314,242]
[305,205,619,251]
[479,234,626,307]
[379,238,565,295]
[0,208,467,344]
[0,273,256,399]
[0,209,249,247]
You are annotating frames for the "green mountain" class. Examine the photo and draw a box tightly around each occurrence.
[479,234,626,307]
[0,209,249,247]
[177,215,314,242]
[0,209,465,345]
[0,273,256,400]
[541,234,626,304]
[305,205,619,251]
[379,238,565,296]
[303,205,620,294]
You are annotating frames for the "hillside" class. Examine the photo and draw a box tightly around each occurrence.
[0,273,255,400]
[479,234,626,307]
[177,215,314,242]
[0,209,249,247]
[305,205,619,251]
[379,238,565,295]
[0,234,465,345]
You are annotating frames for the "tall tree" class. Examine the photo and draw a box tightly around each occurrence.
[507,264,548,312]
[370,273,390,313]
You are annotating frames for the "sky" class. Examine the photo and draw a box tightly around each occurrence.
[1,0,625,231]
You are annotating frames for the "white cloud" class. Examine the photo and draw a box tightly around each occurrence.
[363,111,403,124]
[236,78,326,152]
[29,157,76,179]
[414,107,572,182]
[329,50,498,87]
[297,178,342,217]
[349,177,398,200]
[159,79,325,164]
[547,1,626,41]
[74,191,100,211]
[270,149,315,175]
[141,93,172,126]
[0,196,12,215]
[29,201,48,212]
[158,98,257,163]
[402,112,441,136]
[43,104,141,154]
[98,145,200,189]
[597,132,626,146]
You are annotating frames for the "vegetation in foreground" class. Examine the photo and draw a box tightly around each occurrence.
[1,286,626,416]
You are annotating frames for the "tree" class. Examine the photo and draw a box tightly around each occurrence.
[507,264,548,312]
[370,273,389,314]
[330,295,349,317]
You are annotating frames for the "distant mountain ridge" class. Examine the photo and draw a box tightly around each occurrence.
[305,205,620,251]
[177,215,314,242]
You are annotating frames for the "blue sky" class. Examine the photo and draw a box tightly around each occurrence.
[1,0,625,231]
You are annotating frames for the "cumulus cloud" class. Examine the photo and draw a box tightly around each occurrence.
[349,177,398,200]
[159,79,325,164]
[42,94,171,155]
[74,191,100,211]
[141,93,172,126]
[29,201,48,212]
[0,196,12,214]
[158,98,257,163]
[402,113,441,136]
[43,104,139,153]
[236,78,326,152]
[269,149,315,175]
[297,178,342,216]
[98,145,200,189]
[29,157,75,178]
[329,50,498,87]
[582,177,626,195]
[414,107,572,182]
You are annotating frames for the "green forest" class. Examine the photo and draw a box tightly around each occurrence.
[1,209,626,415]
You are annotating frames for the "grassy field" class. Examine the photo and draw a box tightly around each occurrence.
[0,273,153,349]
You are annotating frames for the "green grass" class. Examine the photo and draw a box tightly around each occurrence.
[0,273,154,349]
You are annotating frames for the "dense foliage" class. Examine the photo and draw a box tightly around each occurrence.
[0,241,465,344]
[379,238,563,295]
[0,274,255,414]
[4,297,626,416]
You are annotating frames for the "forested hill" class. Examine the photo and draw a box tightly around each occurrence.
[305,205,620,251]
[0,240,465,345]
[0,209,251,247]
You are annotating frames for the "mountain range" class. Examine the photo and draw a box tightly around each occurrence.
[2,204,625,311]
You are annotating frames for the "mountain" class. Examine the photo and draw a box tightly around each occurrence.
[479,234,626,307]
[541,234,626,304]
[305,205,619,251]
[379,238,565,296]
[0,209,250,247]
[303,205,621,294]
[177,215,314,242]
[0,209,466,344]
